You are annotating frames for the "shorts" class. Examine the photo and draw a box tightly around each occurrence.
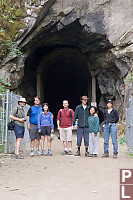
[14,123,25,139]
[60,127,72,142]
[40,126,51,136]
[29,124,41,140]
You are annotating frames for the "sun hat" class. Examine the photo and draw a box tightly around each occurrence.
[18,97,27,104]
[80,96,89,101]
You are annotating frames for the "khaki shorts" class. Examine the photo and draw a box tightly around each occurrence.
[60,127,72,142]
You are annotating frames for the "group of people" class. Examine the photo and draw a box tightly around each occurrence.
[9,95,119,159]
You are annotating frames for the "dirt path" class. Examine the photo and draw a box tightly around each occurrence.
[0,131,133,200]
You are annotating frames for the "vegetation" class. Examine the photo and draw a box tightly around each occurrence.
[0,77,11,94]
[0,0,26,61]
[124,64,133,84]
[0,145,4,153]
[118,136,126,146]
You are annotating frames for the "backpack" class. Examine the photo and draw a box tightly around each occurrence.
[59,109,72,124]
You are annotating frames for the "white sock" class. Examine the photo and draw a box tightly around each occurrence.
[65,148,68,152]
[69,148,72,151]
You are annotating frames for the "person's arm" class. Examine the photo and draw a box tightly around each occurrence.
[114,110,119,123]
[50,113,54,132]
[9,107,24,122]
[73,107,78,126]
[38,113,41,132]
[57,110,60,130]
[27,107,31,130]
[94,117,100,136]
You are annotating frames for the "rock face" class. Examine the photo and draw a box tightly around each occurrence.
[0,0,133,117]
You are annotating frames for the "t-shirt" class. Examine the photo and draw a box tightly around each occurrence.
[57,108,74,128]
[27,106,42,125]
[10,106,25,127]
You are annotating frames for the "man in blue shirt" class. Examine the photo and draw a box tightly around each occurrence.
[27,97,42,156]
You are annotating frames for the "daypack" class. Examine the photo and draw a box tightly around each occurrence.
[59,109,72,124]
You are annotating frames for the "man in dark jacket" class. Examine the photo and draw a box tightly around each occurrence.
[102,99,119,159]
[73,96,90,156]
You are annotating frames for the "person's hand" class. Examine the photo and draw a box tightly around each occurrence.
[38,129,41,133]
[71,125,74,130]
[73,125,77,130]
[19,118,24,122]
[94,133,97,136]
[94,113,98,117]
[51,129,54,133]
[27,124,30,130]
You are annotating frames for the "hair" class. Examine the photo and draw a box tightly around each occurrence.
[34,96,40,101]
[89,106,97,114]
[42,103,49,112]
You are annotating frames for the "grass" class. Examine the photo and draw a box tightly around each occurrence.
[126,151,133,158]
[99,132,104,138]
[118,136,126,146]
[0,144,4,153]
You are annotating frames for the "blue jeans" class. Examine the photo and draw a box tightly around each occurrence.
[77,127,89,147]
[104,123,118,154]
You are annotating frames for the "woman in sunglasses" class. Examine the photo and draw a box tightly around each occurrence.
[38,103,54,156]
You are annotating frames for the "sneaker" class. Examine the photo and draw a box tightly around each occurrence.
[48,149,52,156]
[102,152,109,158]
[36,149,41,156]
[85,152,89,157]
[113,153,117,159]
[30,150,34,157]
[61,150,68,155]
[41,150,47,156]
[68,150,72,155]
[88,154,94,157]
[75,151,80,156]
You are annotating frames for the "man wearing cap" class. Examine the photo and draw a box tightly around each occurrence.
[27,97,42,157]
[72,96,90,156]
[9,97,27,159]
[102,99,119,159]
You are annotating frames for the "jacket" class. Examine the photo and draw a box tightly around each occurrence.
[104,108,119,124]
[73,104,90,128]
[38,112,54,130]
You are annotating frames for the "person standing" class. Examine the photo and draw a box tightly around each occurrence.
[88,106,100,157]
[27,97,42,157]
[9,97,27,159]
[38,103,54,156]
[72,96,90,156]
[102,99,119,159]
[57,100,74,155]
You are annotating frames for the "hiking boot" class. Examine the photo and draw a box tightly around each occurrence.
[75,151,80,156]
[30,150,34,157]
[36,149,41,156]
[61,150,68,155]
[48,149,52,156]
[85,151,89,157]
[113,153,117,159]
[41,150,47,156]
[102,152,109,158]
[68,150,72,155]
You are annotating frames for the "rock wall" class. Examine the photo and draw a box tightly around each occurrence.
[0,0,133,116]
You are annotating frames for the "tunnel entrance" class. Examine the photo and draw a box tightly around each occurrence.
[44,61,90,124]
[37,48,93,125]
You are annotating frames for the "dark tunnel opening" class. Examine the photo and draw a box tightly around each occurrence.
[43,61,90,126]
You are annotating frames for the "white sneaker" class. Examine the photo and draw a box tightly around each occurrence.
[30,150,34,157]
[36,149,41,156]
